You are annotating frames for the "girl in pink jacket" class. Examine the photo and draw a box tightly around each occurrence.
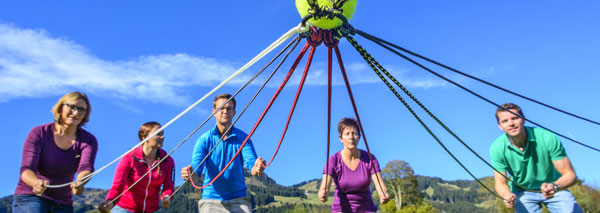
[99,122,175,213]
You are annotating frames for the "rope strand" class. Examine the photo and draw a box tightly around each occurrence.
[335,45,387,197]
[346,36,503,199]
[45,24,307,189]
[176,37,303,192]
[356,30,600,126]
[356,31,600,153]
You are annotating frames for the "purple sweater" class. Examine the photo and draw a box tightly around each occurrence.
[14,123,98,204]
[324,150,381,213]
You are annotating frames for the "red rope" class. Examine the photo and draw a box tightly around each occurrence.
[264,45,316,167]
[189,42,312,189]
[325,45,333,188]
[335,45,384,190]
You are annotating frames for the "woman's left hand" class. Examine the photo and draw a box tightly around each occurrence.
[161,195,171,209]
[380,191,390,204]
[70,181,84,195]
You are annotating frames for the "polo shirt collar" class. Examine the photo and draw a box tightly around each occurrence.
[505,126,534,153]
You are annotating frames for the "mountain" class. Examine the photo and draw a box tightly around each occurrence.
[2,171,599,212]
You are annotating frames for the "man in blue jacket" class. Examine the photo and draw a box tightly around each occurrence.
[182,93,265,213]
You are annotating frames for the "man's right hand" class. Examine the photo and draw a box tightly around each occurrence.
[181,165,199,183]
[503,193,516,208]
[181,166,192,181]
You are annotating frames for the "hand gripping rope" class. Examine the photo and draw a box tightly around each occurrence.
[177,36,302,194]
[108,36,304,203]
[187,36,314,190]
[345,35,539,193]
[43,24,307,189]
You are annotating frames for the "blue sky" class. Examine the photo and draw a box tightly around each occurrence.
[1,1,599,197]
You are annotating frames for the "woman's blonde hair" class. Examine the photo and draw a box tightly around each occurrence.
[51,91,91,129]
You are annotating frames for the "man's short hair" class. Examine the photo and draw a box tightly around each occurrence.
[495,103,524,123]
[213,93,236,109]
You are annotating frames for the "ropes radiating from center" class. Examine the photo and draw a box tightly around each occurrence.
[45,24,307,189]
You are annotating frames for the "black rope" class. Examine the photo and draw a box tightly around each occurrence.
[345,35,503,199]
[345,35,540,193]
[172,36,302,195]
[357,31,600,153]
[356,30,600,127]
[333,0,349,10]
[301,0,348,28]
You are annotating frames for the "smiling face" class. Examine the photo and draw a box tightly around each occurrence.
[339,125,360,150]
[213,98,236,127]
[497,109,525,137]
[143,125,164,149]
[59,98,88,128]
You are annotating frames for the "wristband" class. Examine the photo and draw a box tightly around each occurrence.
[551,182,560,192]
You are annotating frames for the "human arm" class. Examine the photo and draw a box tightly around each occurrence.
[371,172,390,204]
[72,133,99,195]
[161,158,175,209]
[71,170,91,195]
[494,171,516,208]
[19,126,48,195]
[99,156,132,212]
[20,170,49,195]
[190,136,209,177]
[240,138,261,176]
[540,156,577,199]
[104,157,132,202]
[318,173,333,202]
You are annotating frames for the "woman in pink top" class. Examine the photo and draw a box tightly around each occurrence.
[99,122,175,213]
[319,118,390,212]
[13,91,98,213]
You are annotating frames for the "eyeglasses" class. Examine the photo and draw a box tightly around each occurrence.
[63,103,87,115]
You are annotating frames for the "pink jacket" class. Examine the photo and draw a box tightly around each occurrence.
[106,145,175,213]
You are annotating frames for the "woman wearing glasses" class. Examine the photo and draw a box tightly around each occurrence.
[13,91,98,213]
[98,122,175,213]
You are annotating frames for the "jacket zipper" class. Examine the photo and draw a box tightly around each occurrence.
[142,161,153,213]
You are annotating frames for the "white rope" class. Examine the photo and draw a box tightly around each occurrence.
[45,24,309,189]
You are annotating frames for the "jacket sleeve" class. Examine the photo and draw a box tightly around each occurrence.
[191,135,208,176]
[161,157,175,198]
[241,138,258,172]
[105,155,132,201]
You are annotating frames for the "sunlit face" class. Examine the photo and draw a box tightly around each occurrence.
[143,125,164,149]
[339,125,360,150]
[60,99,88,127]
[497,109,525,137]
[213,98,235,126]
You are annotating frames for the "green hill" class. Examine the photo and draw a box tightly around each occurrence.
[2,170,598,212]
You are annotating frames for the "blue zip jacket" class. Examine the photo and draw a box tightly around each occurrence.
[191,125,257,200]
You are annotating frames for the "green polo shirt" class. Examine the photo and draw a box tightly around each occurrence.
[489,126,567,192]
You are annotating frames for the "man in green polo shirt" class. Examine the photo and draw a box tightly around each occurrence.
[490,103,582,212]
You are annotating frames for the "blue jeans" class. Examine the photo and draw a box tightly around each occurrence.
[12,194,73,213]
[112,204,160,213]
[514,190,582,213]
[111,205,135,213]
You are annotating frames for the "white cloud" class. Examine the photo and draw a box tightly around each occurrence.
[0,23,449,106]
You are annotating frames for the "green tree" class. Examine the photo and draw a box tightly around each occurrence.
[382,160,423,210]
